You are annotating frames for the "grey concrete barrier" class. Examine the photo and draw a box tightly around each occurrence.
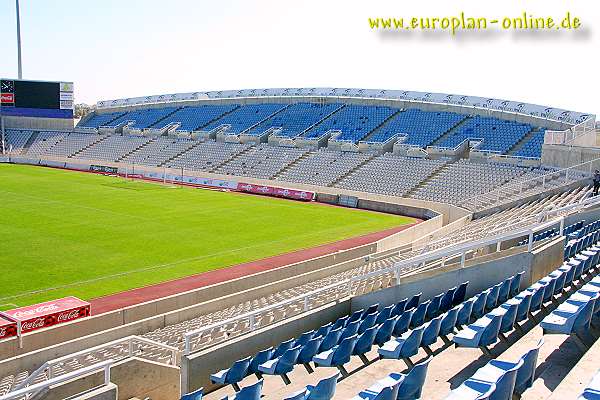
[9,156,40,165]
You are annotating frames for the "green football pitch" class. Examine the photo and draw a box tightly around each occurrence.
[0,164,415,308]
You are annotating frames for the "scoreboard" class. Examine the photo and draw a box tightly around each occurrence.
[0,79,74,119]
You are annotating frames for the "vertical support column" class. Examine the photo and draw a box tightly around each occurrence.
[527,231,534,252]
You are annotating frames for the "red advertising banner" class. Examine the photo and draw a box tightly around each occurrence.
[0,317,17,340]
[237,182,314,202]
[1,93,14,104]
[1,297,91,334]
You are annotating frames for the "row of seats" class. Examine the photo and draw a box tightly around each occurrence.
[444,341,542,399]
[201,104,287,135]
[153,104,238,132]
[366,109,466,147]
[245,103,343,138]
[105,107,180,129]
[303,105,396,142]
[437,116,534,154]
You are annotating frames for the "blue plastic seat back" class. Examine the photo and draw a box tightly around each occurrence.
[553,271,566,296]
[486,284,501,310]
[363,303,380,318]
[320,327,343,352]
[427,294,443,319]
[440,287,456,314]
[375,316,398,346]
[406,293,422,310]
[283,389,307,400]
[411,300,429,328]
[453,282,469,306]
[248,348,273,374]
[439,305,460,336]
[332,335,358,365]
[354,325,378,355]
[456,298,475,326]
[542,277,558,303]
[499,302,518,333]
[227,356,252,384]
[394,308,414,336]
[515,293,532,322]
[480,314,503,347]
[401,326,425,358]
[298,337,323,364]
[421,315,443,346]
[181,387,203,400]
[359,312,379,334]
[331,316,348,331]
[396,356,431,400]
[529,286,545,312]
[376,304,394,324]
[498,279,511,304]
[273,339,295,359]
[294,330,315,347]
[472,291,489,319]
[573,296,598,333]
[235,379,263,400]
[514,338,543,395]
[348,309,364,324]
[489,359,523,400]
[306,372,339,400]
[315,323,332,339]
[372,386,396,400]
[340,320,361,341]
[510,273,523,297]
[391,298,408,317]
[276,346,302,373]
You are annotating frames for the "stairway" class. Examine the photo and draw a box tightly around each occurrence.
[210,144,255,173]
[69,135,109,158]
[20,131,40,155]
[147,107,183,129]
[428,116,473,148]
[194,105,241,131]
[271,150,314,179]
[506,128,540,156]
[117,137,156,162]
[360,109,403,142]
[404,160,456,198]
[330,153,377,186]
[158,140,203,167]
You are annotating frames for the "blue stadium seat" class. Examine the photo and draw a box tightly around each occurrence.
[313,334,358,376]
[258,346,302,384]
[468,358,523,400]
[285,372,339,400]
[453,313,503,354]
[181,387,203,400]
[210,356,251,391]
[453,281,469,307]
[374,316,398,346]
[513,338,543,396]
[221,379,263,400]
[444,380,496,399]
[394,308,414,336]
[297,337,323,373]
[378,325,425,367]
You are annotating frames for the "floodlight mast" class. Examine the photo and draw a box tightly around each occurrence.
[16,0,23,79]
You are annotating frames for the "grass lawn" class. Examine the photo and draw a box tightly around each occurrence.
[0,164,414,308]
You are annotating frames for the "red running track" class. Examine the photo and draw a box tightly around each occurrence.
[90,222,420,314]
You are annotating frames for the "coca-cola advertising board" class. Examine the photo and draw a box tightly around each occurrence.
[0,317,17,340]
[0,297,91,334]
[237,182,314,202]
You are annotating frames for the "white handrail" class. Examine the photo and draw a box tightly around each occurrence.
[12,336,178,393]
[0,360,114,400]
[460,157,597,211]
[183,280,350,355]
[179,191,600,356]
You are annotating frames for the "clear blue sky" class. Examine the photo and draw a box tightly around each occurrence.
[0,0,598,116]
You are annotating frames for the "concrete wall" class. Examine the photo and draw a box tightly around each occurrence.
[71,383,118,400]
[377,214,444,252]
[44,358,178,400]
[542,143,600,171]
[181,301,350,394]
[3,116,74,131]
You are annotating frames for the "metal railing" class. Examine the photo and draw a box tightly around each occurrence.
[0,360,114,400]
[545,116,596,146]
[460,158,598,211]
[10,336,178,395]
[183,280,351,355]
[180,191,600,357]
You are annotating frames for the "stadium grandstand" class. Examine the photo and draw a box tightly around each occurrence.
[1,86,600,400]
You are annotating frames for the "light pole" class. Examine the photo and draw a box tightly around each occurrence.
[16,0,23,79]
